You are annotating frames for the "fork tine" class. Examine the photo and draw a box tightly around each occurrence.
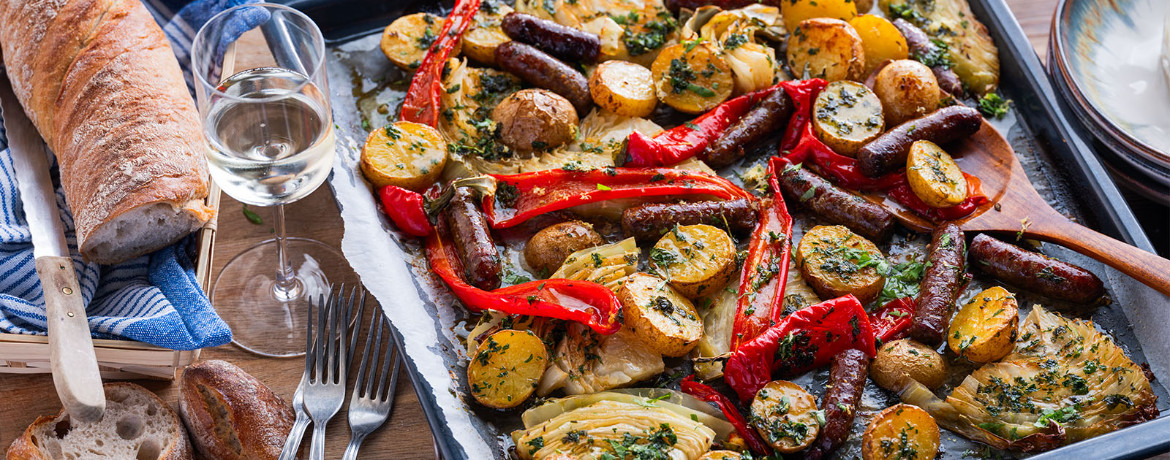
[347,289,367,366]
[329,287,343,383]
[375,316,395,401]
[355,299,377,398]
[367,311,385,399]
[315,291,328,381]
[305,294,316,379]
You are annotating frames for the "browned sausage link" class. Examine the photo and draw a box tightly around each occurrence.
[892,19,965,96]
[969,234,1106,304]
[702,89,795,168]
[501,13,601,63]
[856,105,982,177]
[908,223,968,346]
[802,348,870,460]
[445,187,502,290]
[621,199,759,242]
[495,41,592,115]
[777,165,895,242]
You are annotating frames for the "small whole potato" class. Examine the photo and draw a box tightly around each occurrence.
[492,88,579,154]
[948,286,1019,363]
[787,18,866,82]
[524,220,604,274]
[870,339,948,391]
[872,59,941,126]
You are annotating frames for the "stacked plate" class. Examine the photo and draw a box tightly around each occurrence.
[1049,0,1170,203]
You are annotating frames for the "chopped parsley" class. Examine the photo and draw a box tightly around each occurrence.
[978,92,1012,119]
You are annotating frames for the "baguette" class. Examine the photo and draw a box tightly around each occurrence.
[178,360,295,460]
[6,382,192,460]
[0,0,214,264]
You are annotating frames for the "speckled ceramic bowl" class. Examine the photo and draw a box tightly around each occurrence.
[1049,0,1170,202]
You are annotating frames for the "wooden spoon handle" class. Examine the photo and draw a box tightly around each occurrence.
[37,256,105,422]
[1031,220,1170,298]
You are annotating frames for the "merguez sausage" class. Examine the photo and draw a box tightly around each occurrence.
[969,233,1106,304]
[892,19,965,96]
[702,88,795,168]
[908,223,968,346]
[856,105,982,177]
[495,41,592,115]
[621,199,759,242]
[801,348,870,460]
[501,13,601,63]
[777,165,895,242]
[445,187,502,290]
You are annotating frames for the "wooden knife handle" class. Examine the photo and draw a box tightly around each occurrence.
[37,256,105,422]
[1032,219,1170,298]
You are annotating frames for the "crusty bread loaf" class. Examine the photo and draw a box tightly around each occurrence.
[6,382,192,460]
[0,0,214,264]
[178,360,295,460]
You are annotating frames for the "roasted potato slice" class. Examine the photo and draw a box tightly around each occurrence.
[590,60,657,118]
[651,224,736,298]
[524,220,605,275]
[360,121,447,191]
[870,339,948,391]
[906,140,968,208]
[380,13,458,70]
[872,59,941,126]
[651,41,735,114]
[467,329,548,409]
[617,273,703,357]
[699,451,745,460]
[786,18,865,82]
[813,81,884,156]
[849,15,909,75]
[862,404,940,460]
[795,225,886,305]
[780,0,858,33]
[948,286,1019,363]
[750,380,821,453]
[462,2,513,65]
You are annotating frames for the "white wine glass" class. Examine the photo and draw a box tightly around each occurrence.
[192,4,353,357]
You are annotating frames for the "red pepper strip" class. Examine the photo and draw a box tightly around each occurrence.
[886,173,991,221]
[378,185,434,237]
[624,86,779,167]
[869,297,916,344]
[401,0,480,127]
[482,168,755,228]
[778,79,827,151]
[681,376,773,456]
[724,295,876,402]
[730,158,793,350]
[426,230,621,334]
[778,121,904,191]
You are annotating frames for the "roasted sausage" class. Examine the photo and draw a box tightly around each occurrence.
[908,223,968,346]
[802,348,870,460]
[444,187,502,290]
[892,19,964,97]
[856,105,982,177]
[495,41,592,116]
[501,13,601,63]
[702,89,795,168]
[621,199,759,242]
[777,165,895,243]
[969,234,1106,304]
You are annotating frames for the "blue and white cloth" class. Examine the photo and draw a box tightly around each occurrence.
[0,0,258,350]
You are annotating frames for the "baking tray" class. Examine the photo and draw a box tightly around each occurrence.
[279,0,1170,457]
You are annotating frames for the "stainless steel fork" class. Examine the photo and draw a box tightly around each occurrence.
[302,288,352,460]
[341,304,401,460]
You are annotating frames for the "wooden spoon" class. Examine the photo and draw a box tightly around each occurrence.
[862,122,1170,297]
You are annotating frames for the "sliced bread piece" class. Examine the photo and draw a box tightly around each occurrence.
[6,382,191,460]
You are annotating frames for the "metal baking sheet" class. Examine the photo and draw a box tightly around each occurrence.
[282,0,1170,457]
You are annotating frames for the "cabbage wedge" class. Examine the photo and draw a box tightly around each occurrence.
[878,0,1000,94]
[512,399,717,459]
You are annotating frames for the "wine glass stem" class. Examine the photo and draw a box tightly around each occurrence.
[272,204,302,302]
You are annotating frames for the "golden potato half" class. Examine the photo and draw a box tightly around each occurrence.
[617,273,704,357]
[750,380,821,453]
[360,121,447,191]
[862,404,940,460]
[651,224,737,299]
[467,329,548,409]
[948,285,1019,363]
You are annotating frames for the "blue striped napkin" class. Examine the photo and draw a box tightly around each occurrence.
[0,0,258,350]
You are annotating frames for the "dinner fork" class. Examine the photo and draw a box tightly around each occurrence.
[303,288,352,460]
[341,303,402,460]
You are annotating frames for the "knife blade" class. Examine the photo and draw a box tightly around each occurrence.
[0,74,105,422]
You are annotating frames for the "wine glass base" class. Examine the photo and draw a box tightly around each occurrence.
[211,237,355,357]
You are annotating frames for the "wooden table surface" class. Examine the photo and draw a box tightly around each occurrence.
[0,1,1059,458]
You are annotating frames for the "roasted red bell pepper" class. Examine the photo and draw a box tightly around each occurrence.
[730,158,793,350]
[378,185,434,237]
[778,122,904,191]
[483,167,755,228]
[401,0,480,127]
[779,78,827,151]
[886,173,991,221]
[724,295,876,401]
[426,230,621,334]
[869,297,916,344]
[624,86,779,167]
[681,376,772,456]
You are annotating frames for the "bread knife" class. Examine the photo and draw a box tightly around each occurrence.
[0,74,105,422]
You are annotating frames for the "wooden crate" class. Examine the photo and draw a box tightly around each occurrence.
[0,183,221,380]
